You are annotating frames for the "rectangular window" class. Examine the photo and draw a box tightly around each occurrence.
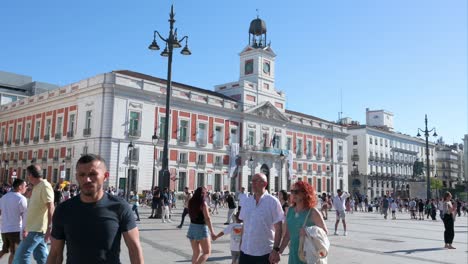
[197,123,207,145]
[369,137,373,144]
[53,169,58,183]
[316,142,322,157]
[35,121,40,137]
[326,179,331,192]
[179,120,189,142]
[197,173,205,188]
[353,135,358,145]
[69,114,75,133]
[197,154,206,164]
[317,178,322,192]
[179,152,188,163]
[45,119,51,136]
[325,144,330,158]
[380,138,383,146]
[273,134,281,149]
[214,126,223,146]
[85,111,92,129]
[129,111,140,133]
[248,130,255,146]
[230,128,238,144]
[178,171,187,191]
[42,169,47,180]
[215,156,222,165]
[25,123,31,139]
[8,127,13,141]
[57,117,63,135]
[159,116,166,139]
[297,139,303,155]
[1,128,5,142]
[286,137,292,150]
[17,124,22,140]
[307,141,312,156]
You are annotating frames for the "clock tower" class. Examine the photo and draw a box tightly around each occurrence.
[216,16,286,112]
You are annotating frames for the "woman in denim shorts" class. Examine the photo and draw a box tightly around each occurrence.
[187,186,216,264]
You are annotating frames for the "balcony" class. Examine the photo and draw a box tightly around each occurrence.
[306,153,313,159]
[31,158,37,164]
[15,139,20,145]
[307,169,313,175]
[33,136,39,143]
[339,171,344,177]
[214,162,223,170]
[369,155,375,161]
[65,155,72,161]
[128,129,141,138]
[42,157,47,162]
[178,159,188,166]
[13,159,18,165]
[197,160,206,168]
[23,138,29,144]
[338,156,344,162]
[53,157,59,162]
[351,154,359,161]
[316,154,322,160]
[55,133,62,141]
[83,128,91,137]
[0,141,3,146]
[213,140,223,149]
[317,169,323,175]
[325,155,331,162]
[196,139,207,147]
[296,151,303,157]
[297,168,303,174]
[178,137,189,145]
[67,131,74,138]
[44,134,50,141]
[6,140,12,146]
[22,159,27,164]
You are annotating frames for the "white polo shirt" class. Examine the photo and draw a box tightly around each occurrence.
[239,192,284,256]
[332,193,349,212]
[0,191,28,233]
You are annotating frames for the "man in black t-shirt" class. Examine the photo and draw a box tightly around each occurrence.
[47,154,143,264]
[224,191,237,225]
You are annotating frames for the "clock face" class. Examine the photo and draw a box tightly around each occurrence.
[245,60,253,75]
[263,61,270,74]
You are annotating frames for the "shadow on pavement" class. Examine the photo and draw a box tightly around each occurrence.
[174,256,232,262]
[384,247,445,254]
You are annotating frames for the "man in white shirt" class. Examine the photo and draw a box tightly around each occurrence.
[237,187,249,212]
[0,179,28,264]
[239,173,284,264]
[332,189,349,236]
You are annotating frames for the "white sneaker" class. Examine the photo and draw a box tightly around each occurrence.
[334,231,338,235]
[344,231,347,236]
[162,220,166,223]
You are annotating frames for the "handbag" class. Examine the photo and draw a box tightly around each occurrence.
[298,208,329,264]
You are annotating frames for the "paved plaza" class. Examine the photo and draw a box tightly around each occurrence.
[117,204,467,264]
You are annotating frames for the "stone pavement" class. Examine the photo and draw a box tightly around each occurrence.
[120,205,467,264]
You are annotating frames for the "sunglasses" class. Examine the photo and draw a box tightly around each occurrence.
[290,189,301,194]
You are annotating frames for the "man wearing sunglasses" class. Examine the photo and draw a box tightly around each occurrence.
[239,173,284,264]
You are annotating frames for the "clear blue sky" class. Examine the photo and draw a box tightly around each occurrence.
[1,0,467,144]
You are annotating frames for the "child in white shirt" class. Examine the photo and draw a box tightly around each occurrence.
[391,201,398,220]
[214,212,243,264]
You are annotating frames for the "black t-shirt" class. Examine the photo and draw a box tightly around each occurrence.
[51,193,136,264]
[226,195,236,209]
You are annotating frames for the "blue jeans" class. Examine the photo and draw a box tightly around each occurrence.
[13,232,48,264]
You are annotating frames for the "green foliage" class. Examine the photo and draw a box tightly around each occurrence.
[430,177,443,190]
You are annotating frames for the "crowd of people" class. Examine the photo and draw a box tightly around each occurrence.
[0,154,465,263]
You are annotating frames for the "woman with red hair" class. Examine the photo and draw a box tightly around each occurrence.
[277,181,328,263]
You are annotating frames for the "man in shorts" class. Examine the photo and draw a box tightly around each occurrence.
[332,189,349,236]
[0,179,27,264]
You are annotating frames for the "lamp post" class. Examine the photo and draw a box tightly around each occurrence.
[151,133,159,190]
[61,159,66,182]
[148,5,191,191]
[4,160,9,183]
[279,151,285,190]
[127,141,134,200]
[416,114,437,200]
[249,156,254,192]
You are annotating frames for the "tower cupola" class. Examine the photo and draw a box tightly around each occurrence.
[248,17,268,48]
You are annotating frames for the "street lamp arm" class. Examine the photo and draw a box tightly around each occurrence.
[154,30,168,43]
[178,36,189,43]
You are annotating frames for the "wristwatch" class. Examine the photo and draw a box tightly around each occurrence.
[273,246,280,252]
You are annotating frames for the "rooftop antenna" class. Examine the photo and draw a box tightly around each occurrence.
[256,8,260,18]
[338,87,343,121]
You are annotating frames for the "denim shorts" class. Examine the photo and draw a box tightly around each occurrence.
[187,223,209,240]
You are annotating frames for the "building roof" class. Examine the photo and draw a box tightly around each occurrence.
[113,70,237,102]
[285,109,334,124]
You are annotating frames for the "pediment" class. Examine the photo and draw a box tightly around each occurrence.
[246,101,289,122]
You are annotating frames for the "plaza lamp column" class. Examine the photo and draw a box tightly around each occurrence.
[127,141,134,201]
[151,133,159,190]
[249,156,254,191]
[279,151,285,190]
[148,4,191,191]
[4,160,9,183]
[416,115,437,200]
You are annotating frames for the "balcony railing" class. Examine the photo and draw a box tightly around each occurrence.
[307,170,313,175]
[369,155,375,161]
[296,151,303,157]
[214,162,223,170]
[22,159,27,164]
[339,171,344,177]
[33,136,39,143]
[6,140,12,146]
[197,160,206,168]
[23,138,29,144]
[316,154,322,160]
[337,156,344,162]
[178,137,189,145]
[53,157,59,162]
[213,140,223,149]
[42,157,47,162]
[179,159,188,166]
[67,131,74,138]
[297,168,303,174]
[128,130,141,138]
[44,134,50,141]
[14,139,20,145]
[31,158,37,163]
[306,153,313,159]
[65,155,72,161]
[55,133,62,140]
[325,155,331,161]
[83,128,91,136]
[196,139,207,147]
[351,154,359,161]
[0,141,3,146]
[13,159,18,165]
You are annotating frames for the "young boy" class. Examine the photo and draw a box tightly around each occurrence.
[214,212,243,264]
[391,200,398,220]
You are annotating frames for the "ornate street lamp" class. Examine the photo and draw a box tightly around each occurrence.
[149,5,191,191]
[279,151,285,190]
[151,133,159,190]
[416,114,437,200]
[127,141,134,200]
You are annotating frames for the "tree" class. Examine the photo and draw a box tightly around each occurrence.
[430,177,443,190]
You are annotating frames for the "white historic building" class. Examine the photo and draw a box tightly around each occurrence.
[0,17,348,194]
[345,109,436,199]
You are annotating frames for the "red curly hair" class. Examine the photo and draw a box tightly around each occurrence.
[292,181,318,209]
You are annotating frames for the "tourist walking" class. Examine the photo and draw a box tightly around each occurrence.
[238,173,284,264]
[441,192,456,249]
[13,165,54,264]
[162,187,171,223]
[178,187,192,228]
[332,189,349,236]
[187,186,216,264]
[149,186,161,219]
[130,191,141,221]
[0,179,28,264]
[277,181,328,264]
[320,193,329,220]
[46,154,144,263]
